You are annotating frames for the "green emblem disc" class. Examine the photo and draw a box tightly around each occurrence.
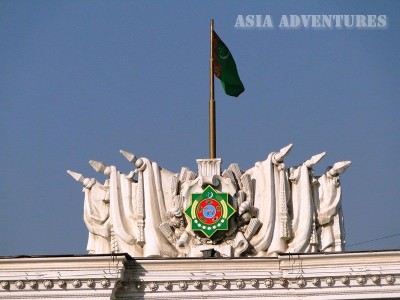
[184,185,235,238]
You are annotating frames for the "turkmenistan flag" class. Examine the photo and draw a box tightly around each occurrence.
[212,31,245,97]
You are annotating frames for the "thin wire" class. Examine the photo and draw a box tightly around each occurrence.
[347,233,400,247]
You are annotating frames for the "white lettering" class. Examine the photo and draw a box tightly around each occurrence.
[289,15,301,28]
[235,15,274,28]
[261,15,273,28]
[301,15,312,27]
[334,15,343,28]
[377,15,387,28]
[367,15,377,27]
[311,15,323,27]
[343,15,355,28]
[235,14,387,30]
[356,15,367,28]
[279,15,290,28]
[245,15,255,27]
[321,15,332,28]
[234,15,245,28]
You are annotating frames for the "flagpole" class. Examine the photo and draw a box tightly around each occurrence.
[209,19,216,159]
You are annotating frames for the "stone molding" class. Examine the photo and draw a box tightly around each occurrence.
[1,251,400,299]
[116,250,400,299]
[0,254,127,299]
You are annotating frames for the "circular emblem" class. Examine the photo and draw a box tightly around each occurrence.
[184,185,236,238]
[196,198,222,225]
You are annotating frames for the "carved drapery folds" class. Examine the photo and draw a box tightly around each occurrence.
[68,144,351,258]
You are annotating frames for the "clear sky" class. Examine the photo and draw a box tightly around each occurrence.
[1,1,399,256]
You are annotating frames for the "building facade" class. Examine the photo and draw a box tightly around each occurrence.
[1,250,400,299]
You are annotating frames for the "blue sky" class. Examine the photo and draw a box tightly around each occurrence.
[1,1,399,256]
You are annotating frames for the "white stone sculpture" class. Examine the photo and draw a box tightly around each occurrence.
[316,161,351,252]
[67,170,111,254]
[244,144,293,256]
[68,145,351,258]
[287,152,326,253]
[94,153,179,257]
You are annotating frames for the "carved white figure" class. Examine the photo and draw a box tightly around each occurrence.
[245,144,293,256]
[142,157,181,256]
[159,207,189,256]
[67,170,111,254]
[85,153,184,257]
[86,160,140,256]
[287,152,325,253]
[316,161,351,252]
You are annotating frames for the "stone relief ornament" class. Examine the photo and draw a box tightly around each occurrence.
[221,279,230,288]
[356,276,366,285]
[385,275,395,284]
[370,275,380,284]
[15,280,25,290]
[264,278,274,288]
[43,280,53,289]
[72,279,82,288]
[325,277,335,286]
[178,281,188,291]
[278,278,289,287]
[58,280,67,288]
[148,282,158,291]
[0,281,9,290]
[29,280,38,289]
[86,279,95,288]
[193,280,202,289]
[164,281,173,290]
[312,278,320,286]
[296,278,306,288]
[207,280,217,290]
[341,276,350,285]
[236,279,245,289]
[250,278,258,287]
[68,144,351,258]
[100,279,110,288]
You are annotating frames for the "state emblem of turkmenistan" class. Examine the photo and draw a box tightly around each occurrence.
[184,185,235,238]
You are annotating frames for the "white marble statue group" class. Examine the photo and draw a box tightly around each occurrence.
[68,144,351,258]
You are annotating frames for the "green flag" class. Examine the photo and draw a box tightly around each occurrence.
[212,31,245,97]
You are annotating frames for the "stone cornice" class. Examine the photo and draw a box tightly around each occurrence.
[0,254,128,299]
[118,250,400,299]
[1,251,400,299]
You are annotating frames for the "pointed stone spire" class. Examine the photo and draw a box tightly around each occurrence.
[89,160,106,173]
[274,143,293,162]
[67,170,94,188]
[329,161,352,176]
[120,149,144,168]
[120,149,137,164]
[67,170,85,183]
[305,152,326,168]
